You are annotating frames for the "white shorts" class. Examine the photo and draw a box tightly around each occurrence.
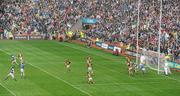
[21,69,24,73]
[142,68,145,71]
[88,77,93,81]
[8,73,14,79]
[12,60,16,63]
[20,58,23,63]
[88,67,93,73]
[66,65,70,69]
[129,67,133,71]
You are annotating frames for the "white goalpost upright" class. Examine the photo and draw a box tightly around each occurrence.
[136,0,141,66]
[158,0,163,74]
[135,0,165,74]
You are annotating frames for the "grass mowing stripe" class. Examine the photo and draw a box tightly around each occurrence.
[32,43,172,81]
[0,49,92,96]
[13,41,179,83]
[23,41,137,82]
[27,63,92,96]
[4,45,126,91]
[58,42,121,62]
[1,40,180,96]
[57,43,158,78]
[3,43,124,83]
[0,82,16,96]
[57,42,130,74]
[15,41,132,80]
[58,42,180,83]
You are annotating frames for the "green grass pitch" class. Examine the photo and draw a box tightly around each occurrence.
[0,40,180,96]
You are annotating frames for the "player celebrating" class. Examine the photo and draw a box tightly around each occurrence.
[4,66,17,81]
[87,72,94,84]
[20,63,25,79]
[87,56,93,75]
[64,59,71,72]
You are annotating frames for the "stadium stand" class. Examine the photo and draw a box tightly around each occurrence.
[0,0,179,63]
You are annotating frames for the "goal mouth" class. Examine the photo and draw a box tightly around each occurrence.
[141,50,166,73]
[146,63,164,72]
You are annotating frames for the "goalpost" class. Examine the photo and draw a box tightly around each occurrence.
[135,0,165,74]
[144,50,166,73]
[158,0,163,74]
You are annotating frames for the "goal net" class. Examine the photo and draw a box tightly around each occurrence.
[143,50,165,73]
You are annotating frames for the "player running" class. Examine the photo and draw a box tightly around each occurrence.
[87,56,93,75]
[11,55,18,65]
[87,72,94,84]
[4,66,17,81]
[64,59,71,72]
[18,52,23,57]
[20,63,25,79]
[18,52,24,64]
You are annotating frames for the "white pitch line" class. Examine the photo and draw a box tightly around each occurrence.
[164,76,180,83]
[0,49,92,96]
[0,82,16,96]
[72,82,161,87]
[1,44,180,95]
[27,63,92,96]
[133,78,172,80]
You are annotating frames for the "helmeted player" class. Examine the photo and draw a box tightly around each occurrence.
[20,63,25,78]
[4,66,17,81]
[64,59,71,72]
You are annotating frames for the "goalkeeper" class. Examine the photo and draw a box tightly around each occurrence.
[139,54,146,74]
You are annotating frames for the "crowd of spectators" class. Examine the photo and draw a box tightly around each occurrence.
[0,0,179,62]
